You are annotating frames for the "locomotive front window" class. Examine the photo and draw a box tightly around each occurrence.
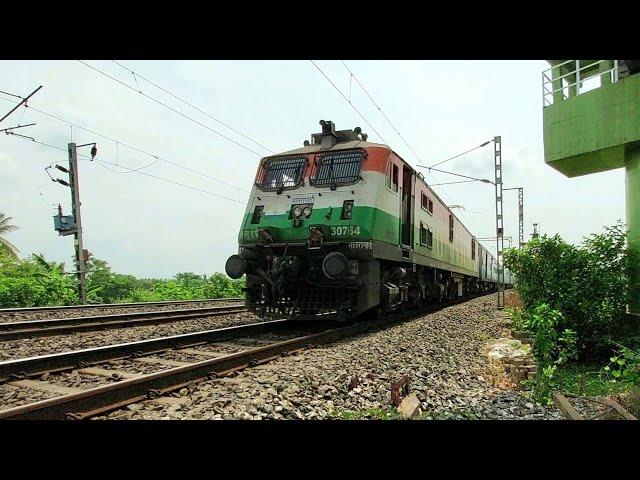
[310,150,365,187]
[256,156,307,191]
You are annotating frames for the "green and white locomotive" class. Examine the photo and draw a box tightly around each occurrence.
[226,121,513,320]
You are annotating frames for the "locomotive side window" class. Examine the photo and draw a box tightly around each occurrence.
[449,214,454,243]
[256,155,307,191]
[310,150,365,187]
[421,193,434,215]
[419,223,433,248]
[392,164,399,192]
[386,160,399,193]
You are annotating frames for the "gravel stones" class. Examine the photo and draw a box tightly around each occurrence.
[0,310,260,361]
[96,294,563,420]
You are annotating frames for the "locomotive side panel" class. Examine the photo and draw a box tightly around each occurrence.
[412,176,478,277]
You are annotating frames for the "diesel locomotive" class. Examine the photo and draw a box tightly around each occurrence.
[225,121,513,320]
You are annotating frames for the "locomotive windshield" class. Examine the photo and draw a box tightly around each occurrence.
[256,155,307,191]
[310,150,365,187]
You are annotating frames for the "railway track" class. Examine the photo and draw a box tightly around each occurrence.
[0,304,248,341]
[0,319,330,419]
[0,294,487,420]
[0,297,243,316]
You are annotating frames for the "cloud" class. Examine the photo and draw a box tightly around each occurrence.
[0,60,628,275]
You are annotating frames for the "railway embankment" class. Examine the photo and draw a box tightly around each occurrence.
[98,294,564,420]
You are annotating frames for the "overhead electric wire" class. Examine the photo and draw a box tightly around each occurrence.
[312,60,477,226]
[77,60,264,157]
[417,165,494,184]
[310,60,388,144]
[334,61,482,226]
[0,94,248,193]
[93,158,243,203]
[0,89,23,99]
[428,140,493,169]
[3,134,244,204]
[340,61,423,164]
[111,60,275,154]
[427,179,480,187]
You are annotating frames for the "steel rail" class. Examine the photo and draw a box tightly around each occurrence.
[0,304,247,341]
[0,293,491,420]
[0,319,291,381]
[0,316,391,420]
[0,297,243,314]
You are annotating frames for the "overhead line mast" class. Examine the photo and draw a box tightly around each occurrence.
[52,142,98,304]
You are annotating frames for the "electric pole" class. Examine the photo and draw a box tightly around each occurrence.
[504,187,524,247]
[68,143,87,304]
[52,142,97,304]
[493,136,505,309]
[531,223,540,240]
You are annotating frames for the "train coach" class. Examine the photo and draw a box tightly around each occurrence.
[226,120,514,320]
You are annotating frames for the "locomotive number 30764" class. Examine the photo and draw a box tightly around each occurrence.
[331,225,360,236]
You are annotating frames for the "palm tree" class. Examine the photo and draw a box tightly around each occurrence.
[0,212,19,258]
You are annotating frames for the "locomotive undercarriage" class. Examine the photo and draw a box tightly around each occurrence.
[238,243,497,321]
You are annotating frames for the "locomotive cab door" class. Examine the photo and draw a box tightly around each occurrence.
[400,165,413,247]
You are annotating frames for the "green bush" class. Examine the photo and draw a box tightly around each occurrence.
[0,251,244,307]
[117,273,244,303]
[504,222,631,360]
[602,345,640,385]
[0,252,76,307]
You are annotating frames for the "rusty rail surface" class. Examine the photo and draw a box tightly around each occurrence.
[0,304,248,341]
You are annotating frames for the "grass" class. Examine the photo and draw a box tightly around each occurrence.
[554,364,631,397]
[335,406,482,420]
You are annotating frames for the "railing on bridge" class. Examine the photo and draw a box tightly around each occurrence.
[542,60,619,107]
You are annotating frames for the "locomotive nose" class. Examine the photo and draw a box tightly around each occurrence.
[225,254,247,279]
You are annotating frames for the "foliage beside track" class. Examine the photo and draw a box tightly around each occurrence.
[0,253,77,307]
[504,222,640,403]
[0,251,244,308]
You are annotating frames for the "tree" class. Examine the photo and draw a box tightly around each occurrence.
[0,212,19,258]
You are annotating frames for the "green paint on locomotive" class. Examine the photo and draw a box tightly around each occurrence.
[239,205,399,244]
[239,204,483,279]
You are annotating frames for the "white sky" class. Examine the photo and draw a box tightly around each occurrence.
[0,60,626,278]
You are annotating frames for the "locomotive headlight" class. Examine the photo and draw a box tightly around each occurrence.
[341,200,354,220]
[302,206,312,217]
[322,252,349,280]
[225,254,247,279]
[292,206,303,218]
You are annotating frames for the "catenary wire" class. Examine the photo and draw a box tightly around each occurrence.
[77,60,264,157]
[310,60,388,144]
[112,60,275,154]
[0,95,248,193]
[340,61,424,164]
[2,134,245,204]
